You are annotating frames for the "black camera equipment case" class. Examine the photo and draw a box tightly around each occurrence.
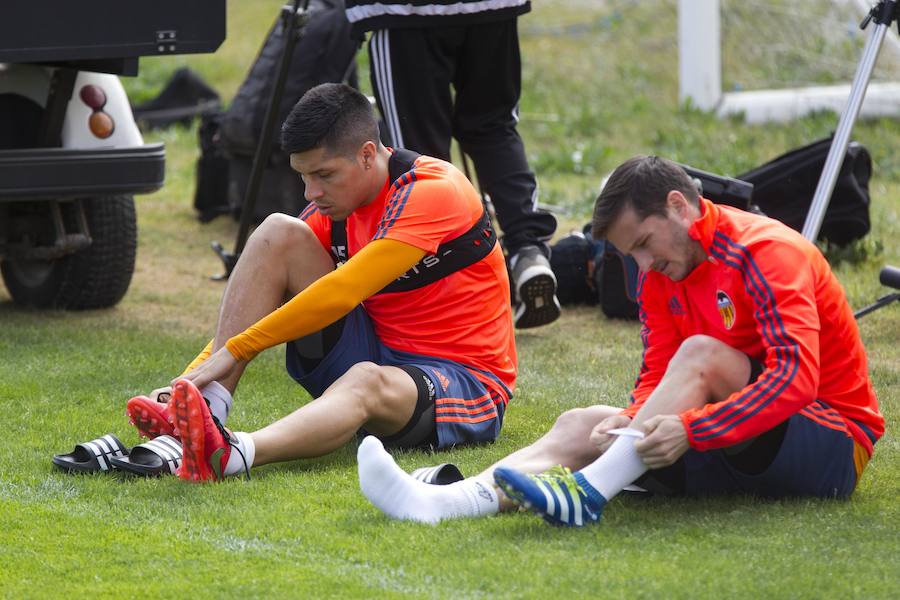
[737,136,871,247]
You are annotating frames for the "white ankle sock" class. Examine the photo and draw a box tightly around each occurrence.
[578,428,647,501]
[457,474,500,517]
[357,436,498,524]
[201,381,233,424]
[224,431,255,477]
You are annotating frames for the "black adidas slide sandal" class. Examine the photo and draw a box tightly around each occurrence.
[110,435,182,476]
[52,434,129,473]
[411,463,465,485]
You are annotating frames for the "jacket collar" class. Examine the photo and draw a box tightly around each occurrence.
[687,197,719,253]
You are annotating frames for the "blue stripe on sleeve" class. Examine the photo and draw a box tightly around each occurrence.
[375,171,418,240]
[374,173,413,240]
[691,233,800,441]
[299,203,319,221]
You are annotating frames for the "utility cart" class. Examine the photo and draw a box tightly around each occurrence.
[0,1,225,308]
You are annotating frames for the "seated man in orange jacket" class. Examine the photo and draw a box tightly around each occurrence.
[357,155,883,525]
[128,83,516,483]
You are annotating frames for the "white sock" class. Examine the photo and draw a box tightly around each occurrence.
[578,428,647,501]
[224,431,255,477]
[201,381,233,424]
[357,436,499,524]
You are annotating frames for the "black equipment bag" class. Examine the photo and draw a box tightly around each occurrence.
[133,67,221,131]
[194,109,302,223]
[218,0,357,222]
[549,232,597,306]
[225,151,305,222]
[593,240,640,320]
[678,163,754,211]
[737,136,872,247]
[193,111,231,222]
[549,228,639,319]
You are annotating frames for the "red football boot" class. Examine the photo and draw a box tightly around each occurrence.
[126,394,175,439]
[170,378,231,482]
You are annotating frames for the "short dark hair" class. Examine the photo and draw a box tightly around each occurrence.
[281,83,379,157]
[591,155,700,239]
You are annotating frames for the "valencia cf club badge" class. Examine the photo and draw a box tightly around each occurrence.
[716,290,736,330]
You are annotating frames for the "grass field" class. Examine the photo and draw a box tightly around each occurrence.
[2,1,899,597]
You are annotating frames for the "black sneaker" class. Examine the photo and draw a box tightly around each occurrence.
[510,245,561,328]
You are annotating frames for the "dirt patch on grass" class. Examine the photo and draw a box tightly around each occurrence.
[0,198,240,337]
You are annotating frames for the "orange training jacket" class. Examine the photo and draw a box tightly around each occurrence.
[623,198,883,456]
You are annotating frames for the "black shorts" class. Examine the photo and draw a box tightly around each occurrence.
[362,365,438,449]
[284,306,507,449]
[636,356,859,499]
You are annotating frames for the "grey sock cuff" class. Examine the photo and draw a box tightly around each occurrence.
[201,380,233,424]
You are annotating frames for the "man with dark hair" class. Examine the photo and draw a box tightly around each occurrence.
[344,0,560,329]
[280,82,379,156]
[127,83,516,488]
[357,154,883,526]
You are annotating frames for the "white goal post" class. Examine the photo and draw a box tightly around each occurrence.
[678,0,900,123]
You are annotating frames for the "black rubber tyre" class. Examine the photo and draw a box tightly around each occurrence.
[1,195,137,309]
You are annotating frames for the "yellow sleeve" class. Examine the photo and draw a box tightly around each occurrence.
[225,238,426,361]
[182,339,214,375]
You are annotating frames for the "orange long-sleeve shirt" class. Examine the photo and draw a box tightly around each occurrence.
[219,152,516,405]
[623,199,883,455]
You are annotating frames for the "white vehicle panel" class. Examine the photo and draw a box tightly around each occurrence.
[62,72,143,149]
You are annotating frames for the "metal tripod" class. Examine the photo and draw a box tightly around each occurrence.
[211,0,310,280]
[803,0,900,318]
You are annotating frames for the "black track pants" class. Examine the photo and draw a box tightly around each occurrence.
[368,19,556,256]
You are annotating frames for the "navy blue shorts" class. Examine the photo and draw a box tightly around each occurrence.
[641,401,860,499]
[284,306,508,449]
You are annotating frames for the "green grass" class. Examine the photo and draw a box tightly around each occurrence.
[2,0,899,597]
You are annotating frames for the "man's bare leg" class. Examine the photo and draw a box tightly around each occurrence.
[574,334,754,499]
[631,334,753,427]
[482,405,619,511]
[209,213,336,392]
[130,215,334,437]
[201,357,422,480]
[250,362,419,464]
[357,405,620,521]
[143,213,334,407]
[492,335,758,526]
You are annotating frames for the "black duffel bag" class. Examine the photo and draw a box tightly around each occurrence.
[738,136,872,247]
[549,232,597,306]
[549,229,639,320]
[193,111,231,222]
[593,239,640,320]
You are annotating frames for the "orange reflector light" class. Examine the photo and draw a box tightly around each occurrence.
[89,111,115,139]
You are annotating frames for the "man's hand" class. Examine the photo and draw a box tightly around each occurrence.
[589,414,633,454]
[174,346,243,390]
[633,414,690,469]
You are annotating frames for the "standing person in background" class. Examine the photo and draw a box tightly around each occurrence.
[344,0,561,328]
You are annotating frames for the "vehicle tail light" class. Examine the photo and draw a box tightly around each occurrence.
[89,111,115,138]
[79,85,115,139]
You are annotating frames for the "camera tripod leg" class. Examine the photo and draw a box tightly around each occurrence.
[854,266,900,319]
[802,0,899,242]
